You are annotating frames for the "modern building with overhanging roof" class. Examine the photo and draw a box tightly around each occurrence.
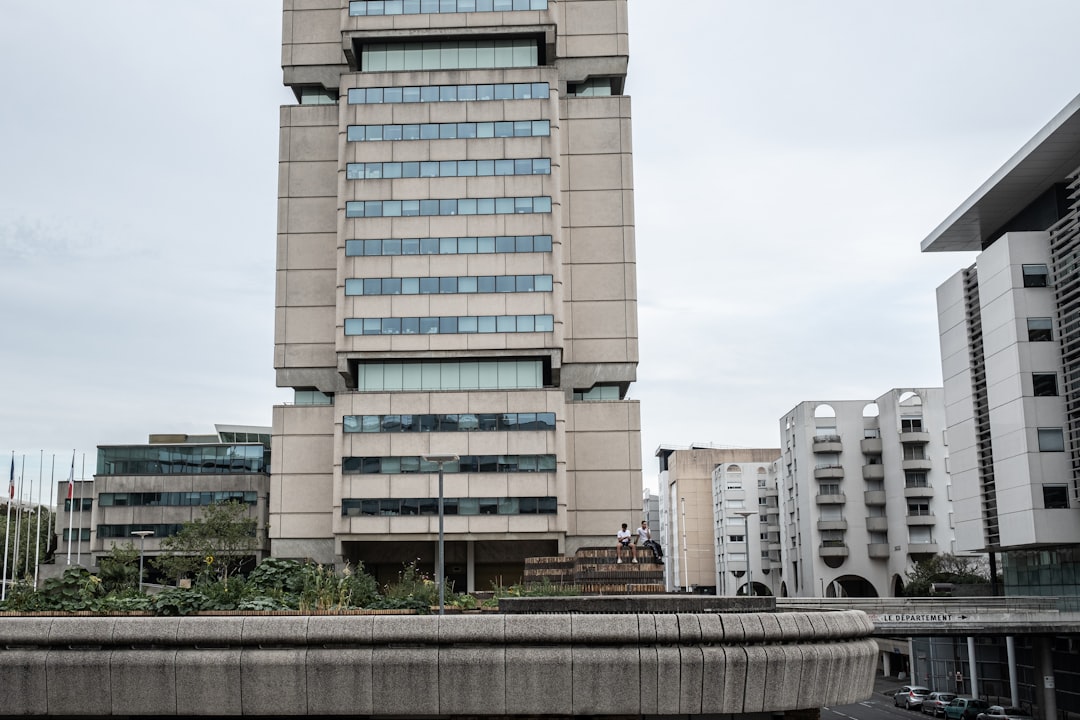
[924,92,1080,717]
[272,0,642,589]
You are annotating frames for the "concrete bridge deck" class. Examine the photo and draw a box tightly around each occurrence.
[0,606,877,718]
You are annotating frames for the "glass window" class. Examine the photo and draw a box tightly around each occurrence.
[1043,485,1070,509]
[1033,373,1058,396]
[1038,427,1065,452]
[1028,317,1054,341]
[1022,264,1049,287]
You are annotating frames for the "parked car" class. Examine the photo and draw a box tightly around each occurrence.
[894,686,932,710]
[922,692,958,716]
[943,698,991,720]
[976,706,1033,720]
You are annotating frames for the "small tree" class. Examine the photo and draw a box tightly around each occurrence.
[153,501,259,586]
[903,553,990,596]
[98,541,141,593]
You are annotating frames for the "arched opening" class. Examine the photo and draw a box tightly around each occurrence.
[736,581,772,597]
[834,574,879,598]
[862,403,879,418]
[814,403,836,419]
[780,581,789,597]
[892,574,906,597]
[823,555,845,569]
[898,391,922,407]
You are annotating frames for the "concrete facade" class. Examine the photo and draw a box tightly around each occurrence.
[0,611,878,717]
[656,447,780,594]
[778,389,954,599]
[273,0,643,586]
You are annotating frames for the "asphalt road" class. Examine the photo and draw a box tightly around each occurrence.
[826,693,937,720]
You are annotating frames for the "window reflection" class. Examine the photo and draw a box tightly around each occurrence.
[342,454,556,474]
[345,314,554,336]
[344,412,555,433]
[342,495,557,516]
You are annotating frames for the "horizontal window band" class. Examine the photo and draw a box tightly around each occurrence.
[346,197,550,218]
[345,274,552,296]
[346,235,552,256]
[344,412,555,433]
[350,0,547,16]
[347,158,550,180]
[344,314,554,335]
[342,496,556,517]
[348,82,549,105]
[343,454,556,474]
[348,120,549,142]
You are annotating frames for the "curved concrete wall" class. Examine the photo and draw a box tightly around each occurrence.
[0,611,877,716]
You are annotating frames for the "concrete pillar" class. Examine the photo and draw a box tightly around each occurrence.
[883,650,892,678]
[1034,636,1057,720]
[908,638,918,683]
[1006,636,1020,707]
[466,541,475,593]
[967,637,979,699]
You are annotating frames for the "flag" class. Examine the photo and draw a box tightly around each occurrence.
[66,454,75,501]
[7,457,12,500]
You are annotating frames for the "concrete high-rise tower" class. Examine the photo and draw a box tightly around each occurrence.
[272,0,641,590]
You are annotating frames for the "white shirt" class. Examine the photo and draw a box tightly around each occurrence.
[637,525,651,543]
[617,529,632,544]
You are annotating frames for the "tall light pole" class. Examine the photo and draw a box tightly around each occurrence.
[422,454,458,615]
[131,530,154,592]
[735,510,755,596]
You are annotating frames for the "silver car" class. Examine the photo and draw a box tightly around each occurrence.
[895,686,932,710]
[923,692,958,717]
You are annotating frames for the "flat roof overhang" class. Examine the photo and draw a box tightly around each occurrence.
[921,92,1080,253]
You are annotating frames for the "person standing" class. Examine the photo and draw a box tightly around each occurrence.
[616,523,637,563]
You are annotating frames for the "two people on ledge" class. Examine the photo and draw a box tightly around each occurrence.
[616,520,663,563]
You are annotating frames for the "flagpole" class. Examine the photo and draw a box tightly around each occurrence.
[65,452,74,565]
[2,453,13,600]
[35,454,52,588]
[23,451,41,576]
[12,456,25,582]
[76,453,86,565]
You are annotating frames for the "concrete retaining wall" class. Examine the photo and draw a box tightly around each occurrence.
[0,611,877,717]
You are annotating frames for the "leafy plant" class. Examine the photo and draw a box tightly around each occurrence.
[153,501,258,586]
[151,588,213,616]
[903,553,992,596]
[98,542,141,593]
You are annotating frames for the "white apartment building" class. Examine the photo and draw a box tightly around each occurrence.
[778,389,952,598]
[712,458,782,597]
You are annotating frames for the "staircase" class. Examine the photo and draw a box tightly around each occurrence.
[524,546,665,594]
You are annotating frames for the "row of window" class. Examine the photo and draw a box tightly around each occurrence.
[355,359,544,391]
[348,120,549,143]
[345,274,552,296]
[348,159,549,182]
[64,498,93,512]
[346,196,551,218]
[346,235,552,257]
[344,412,555,433]
[348,82,549,105]
[62,528,91,541]
[343,495,556,516]
[98,491,258,508]
[97,524,186,540]
[350,0,547,16]
[343,454,556,474]
[97,445,269,476]
[362,40,538,73]
[344,314,554,336]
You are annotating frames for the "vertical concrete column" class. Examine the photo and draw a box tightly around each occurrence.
[1033,637,1056,720]
[883,651,892,678]
[966,637,979,698]
[466,541,475,593]
[908,638,917,682]
[1005,636,1019,706]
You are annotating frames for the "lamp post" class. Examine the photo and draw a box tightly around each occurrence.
[422,454,459,615]
[735,510,755,596]
[131,530,154,592]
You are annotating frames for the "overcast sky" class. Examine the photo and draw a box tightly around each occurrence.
[3,1,1080,497]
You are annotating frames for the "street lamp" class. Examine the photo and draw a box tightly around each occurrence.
[131,530,154,592]
[734,510,755,597]
[422,454,459,615]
